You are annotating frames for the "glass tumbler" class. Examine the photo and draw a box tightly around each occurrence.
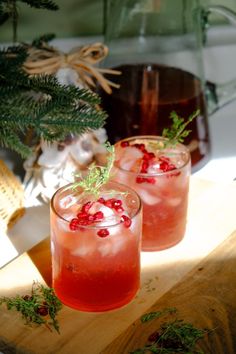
[50,181,142,312]
[112,136,191,251]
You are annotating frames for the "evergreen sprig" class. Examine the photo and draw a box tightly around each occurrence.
[0,281,62,333]
[0,0,59,42]
[0,43,107,158]
[72,142,115,197]
[162,109,200,146]
[131,308,210,354]
[0,2,108,159]
[19,0,59,11]
[141,308,177,323]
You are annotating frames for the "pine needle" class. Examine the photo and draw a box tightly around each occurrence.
[71,142,115,197]
[0,281,62,333]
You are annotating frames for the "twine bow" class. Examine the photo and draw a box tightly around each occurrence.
[23,42,121,94]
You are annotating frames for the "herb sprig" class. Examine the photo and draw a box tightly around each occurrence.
[141,307,177,323]
[71,142,115,197]
[131,307,210,354]
[0,281,62,333]
[162,109,200,146]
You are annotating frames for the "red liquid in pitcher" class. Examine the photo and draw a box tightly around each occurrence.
[99,64,210,170]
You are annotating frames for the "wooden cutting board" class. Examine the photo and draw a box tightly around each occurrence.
[0,177,236,354]
[102,229,236,354]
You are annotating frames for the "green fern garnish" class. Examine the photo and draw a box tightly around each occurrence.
[71,142,115,197]
[162,109,200,146]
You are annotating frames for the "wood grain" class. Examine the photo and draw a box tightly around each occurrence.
[102,230,236,354]
[27,237,52,287]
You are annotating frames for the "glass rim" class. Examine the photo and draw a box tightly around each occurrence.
[114,135,191,177]
[50,180,142,230]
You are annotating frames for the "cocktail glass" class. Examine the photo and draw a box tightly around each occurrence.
[112,136,191,251]
[50,181,142,312]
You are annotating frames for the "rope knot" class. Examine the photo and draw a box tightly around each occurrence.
[23,42,121,94]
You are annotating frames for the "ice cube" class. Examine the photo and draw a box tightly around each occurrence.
[137,188,161,205]
[111,234,126,255]
[98,241,112,257]
[147,158,161,174]
[72,243,95,257]
[112,169,132,185]
[71,235,96,257]
[58,195,78,209]
[119,159,136,171]
[90,200,128,227]
[98,230,126,256]
[121,146,143,160]
[90,202,115,219]
[118,146,143,172]
[168,197,182,207]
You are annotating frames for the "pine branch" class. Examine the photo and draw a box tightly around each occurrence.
[0,3,10,25]
[31,33,56,47]
[0,0,59,41]
[0,35,108,159]
[0,127,31,158]
[19,0,59,11]
[0,93,107,158]
[0,48,106,158]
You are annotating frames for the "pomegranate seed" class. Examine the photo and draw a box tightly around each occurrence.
[160,161,169,172]
[139,143,146,151]
[69,218,80,230]
[114,206,124,213]
[160,161,176,172]
[93,211,104,220]
[97,229,110,237]
[36,306,48,317]
[159,155,170,162]
[77,211,88,219]
[167,163,176,171]
[143,152,155,161]
[141,160,149,173]
[148,331,160,342]
[105,198,115,208]
[146,177,156,184]
[168,171,181,178]
[113,199,122,208]
[136,176,146,184]
[78,219,90,226]
[87,214,95,222]
[148,152,155,159]
[22,295,32,301]
[98,197,105,204]
[121,215,132,228]
[134,143,141,149]
[143,152,151,161]
[120,141,130,147]
[81,201,93,213]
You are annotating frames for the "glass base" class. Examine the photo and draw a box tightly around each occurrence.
[55,288,139,312]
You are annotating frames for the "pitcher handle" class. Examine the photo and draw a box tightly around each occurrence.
[200,5,236,114]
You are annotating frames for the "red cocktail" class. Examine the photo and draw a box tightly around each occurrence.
[112,136,191,251]
[50,181,142,312]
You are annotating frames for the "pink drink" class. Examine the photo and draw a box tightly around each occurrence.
[50,181,142,312]
[112,136,191,251]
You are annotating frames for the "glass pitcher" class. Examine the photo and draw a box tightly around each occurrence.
[100,0,236,171]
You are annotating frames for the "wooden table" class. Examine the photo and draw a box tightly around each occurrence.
[0,177,236,354]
